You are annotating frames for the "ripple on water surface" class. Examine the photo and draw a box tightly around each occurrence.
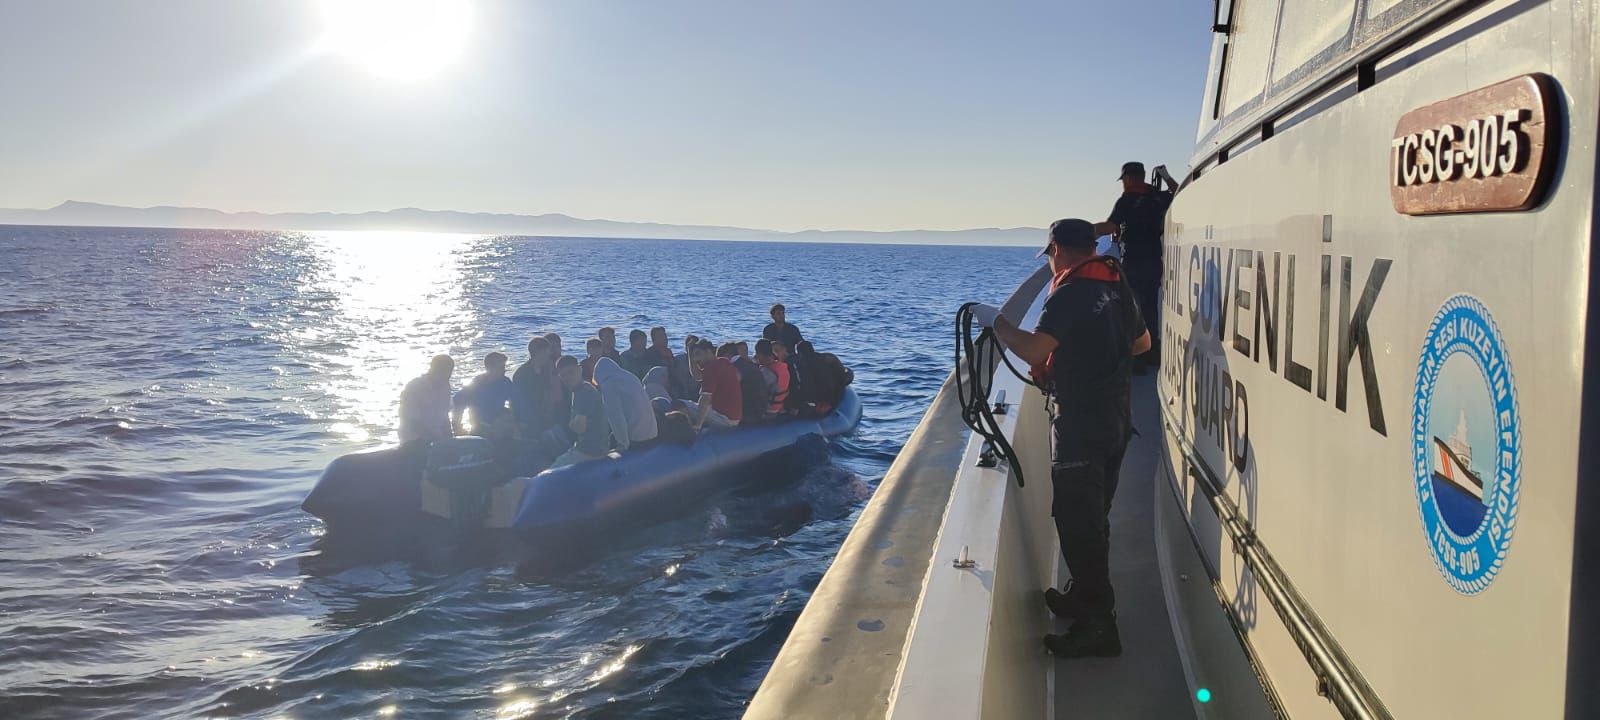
[0,227,1032,718]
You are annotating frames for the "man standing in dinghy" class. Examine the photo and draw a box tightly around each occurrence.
[763,303,804,355]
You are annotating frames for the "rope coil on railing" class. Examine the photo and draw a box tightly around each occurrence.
[953,303,1036,487]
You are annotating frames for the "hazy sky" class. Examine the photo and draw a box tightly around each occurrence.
[0,1,1211,232]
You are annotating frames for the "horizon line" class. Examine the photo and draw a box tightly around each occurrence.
[6,199,1051,238]
[0,219,1047,250]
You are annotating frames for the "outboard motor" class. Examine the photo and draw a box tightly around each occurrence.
[422,436,502,533]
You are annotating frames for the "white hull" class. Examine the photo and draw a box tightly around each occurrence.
[749,2,1598,718]
[1160,1,1596,717]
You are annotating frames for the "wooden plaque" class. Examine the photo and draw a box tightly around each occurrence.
[1390,73,1559,215]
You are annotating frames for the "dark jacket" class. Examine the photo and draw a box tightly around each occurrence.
[796,349,850,409]
[619,347,664,379]
[733,356,770,422]
[762,322,804,354]
[511,360,558,434]
[668,352,698,400]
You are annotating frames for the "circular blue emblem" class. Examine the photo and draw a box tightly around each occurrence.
[1411,294,1521,595]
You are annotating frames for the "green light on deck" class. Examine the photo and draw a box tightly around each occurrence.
[1197,688,1212,703]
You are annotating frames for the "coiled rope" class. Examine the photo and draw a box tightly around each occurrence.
[954,303,1037,487]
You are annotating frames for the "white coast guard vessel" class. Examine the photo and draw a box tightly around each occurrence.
[749,1,1598,717]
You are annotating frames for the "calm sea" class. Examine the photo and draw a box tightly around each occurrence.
[0,226,1034,719]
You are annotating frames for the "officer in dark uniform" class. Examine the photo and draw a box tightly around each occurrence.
[1094,161,1176,370]
[969,218,1151,657]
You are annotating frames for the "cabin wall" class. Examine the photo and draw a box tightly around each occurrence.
[1162,0,1596,717]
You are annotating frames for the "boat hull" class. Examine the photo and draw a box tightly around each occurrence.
[301,389,861,538]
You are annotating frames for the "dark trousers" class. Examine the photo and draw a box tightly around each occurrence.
[1050,421,1130,617]
[1122,255,1163,349]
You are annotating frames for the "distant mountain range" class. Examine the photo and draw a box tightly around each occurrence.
[0,201,1043,247]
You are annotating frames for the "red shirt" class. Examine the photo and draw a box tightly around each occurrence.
[700,357,744,422]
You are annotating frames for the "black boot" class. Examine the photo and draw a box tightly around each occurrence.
[1043,580,1088,620]
[1043,614,1122,658]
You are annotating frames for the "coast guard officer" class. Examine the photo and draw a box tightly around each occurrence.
[1094,161,1176,371]
[969,218,1150,658]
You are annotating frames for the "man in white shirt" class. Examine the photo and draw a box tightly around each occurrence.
[398,354,455,445]
[591,356,658,451]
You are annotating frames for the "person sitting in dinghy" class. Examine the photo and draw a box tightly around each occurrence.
[398,354,454,446]
[580,337,606,382]
[597,326,623,363]
[592,356,658,452]
[680,340,742,430]
[451,351,516,441]
[668,334,700,400]
[642,366,673,404]
[730,342,771,426]
[755,339,791,419]
[647,326,675,368]
[792,341,851,417]
[619,328,662,379]
[548,355,613,467]
[512,336,560,439]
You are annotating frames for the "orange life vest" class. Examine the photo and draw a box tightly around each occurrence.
[1028,255,1124,390]
[767,360,791,414]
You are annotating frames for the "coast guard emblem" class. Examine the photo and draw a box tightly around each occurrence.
[1411,295,1522,595]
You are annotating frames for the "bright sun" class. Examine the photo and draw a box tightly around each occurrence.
[318,0,472,81]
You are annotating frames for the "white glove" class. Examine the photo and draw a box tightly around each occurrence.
[970,303,1001,328]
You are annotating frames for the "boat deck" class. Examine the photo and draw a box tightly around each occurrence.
[746,266,1203,719]
[1051,375,1194,718]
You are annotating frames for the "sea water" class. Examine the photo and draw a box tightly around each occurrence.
[0,226,1033,718]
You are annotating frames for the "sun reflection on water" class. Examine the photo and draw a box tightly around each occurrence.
[496,698,539,719]
[288,231,488,444]
[588,644,641,683]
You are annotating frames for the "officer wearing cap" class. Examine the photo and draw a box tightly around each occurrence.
[1093,161,1177,371]
[968,218,1150,658]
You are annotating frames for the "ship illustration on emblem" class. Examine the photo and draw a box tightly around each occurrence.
[1412,294,1523,595]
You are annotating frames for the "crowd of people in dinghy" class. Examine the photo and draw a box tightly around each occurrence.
[393,303,854,469]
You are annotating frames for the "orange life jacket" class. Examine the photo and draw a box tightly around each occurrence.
[1028,255,1124,390]
[767,360,791,414]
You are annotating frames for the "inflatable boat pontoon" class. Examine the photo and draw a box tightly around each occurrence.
[302,388,861,538]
